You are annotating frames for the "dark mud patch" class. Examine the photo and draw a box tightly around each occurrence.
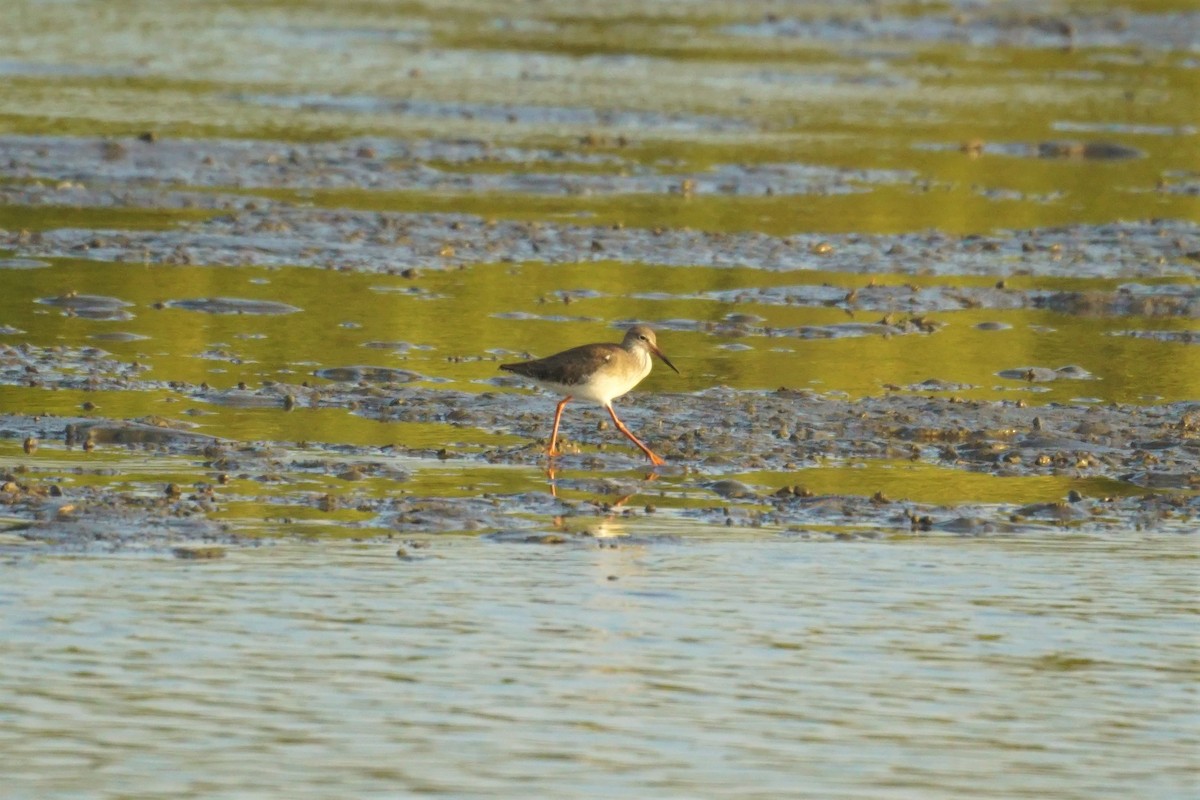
[0,343,150,390]
[36,293,134,321]
[692,283,1003,313]
[10,199,1198,279]
[1,136,1197,281]
[367,284,444,300]
[64,417,220,448]
[238,94,754,135]
[901,379,978,393]
[164,297,301,315]
[314,366,426,384]
[931,140,1145,161]
[378,497,533,534]
[361,340,436,353]
[0,179,267,218]
[492,311,601,325]
[1033,286,1199,317]
[0,477,234,552]
[1157,175,1200,199]
[1034,141,1142,160]
[656,313,943,339]
[996,366,1095,382]
[725,9,1200,51]
[194,347,249,364]
[2,386,1197,551]
[195,386,297,409]
[692,283,1200,317]
[322,386,1200,495]
[0,134,902,198]
[287,458,411,484]
[768,493,1199,537]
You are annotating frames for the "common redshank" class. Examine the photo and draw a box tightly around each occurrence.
[500,325,679,465]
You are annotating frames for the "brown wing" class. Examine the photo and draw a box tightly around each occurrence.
[499,343,620,386]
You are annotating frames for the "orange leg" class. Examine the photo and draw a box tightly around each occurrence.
[606,404,666,466]
[548,395,572,456]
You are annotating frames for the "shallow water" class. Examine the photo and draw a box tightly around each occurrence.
[2,534,1196,800]
[1,256,1195,412]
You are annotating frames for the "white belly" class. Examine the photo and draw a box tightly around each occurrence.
[537,351,652,406]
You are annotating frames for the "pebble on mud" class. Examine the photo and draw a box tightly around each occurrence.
[707,479,757,499]
[1037,141,1141,160]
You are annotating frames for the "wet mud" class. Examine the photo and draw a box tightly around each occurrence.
[2,381,1197,550]
[4,138,1199,282]
[0,1,1197,551]
[726,7,1200,51]
[3,221,1198,545]
[1,130,1197,548]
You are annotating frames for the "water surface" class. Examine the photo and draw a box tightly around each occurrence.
[2,533,1196,799]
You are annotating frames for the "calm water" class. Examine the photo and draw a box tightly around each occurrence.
[1,532,1196,799]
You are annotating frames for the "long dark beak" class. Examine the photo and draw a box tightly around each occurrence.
[649,343,680,374]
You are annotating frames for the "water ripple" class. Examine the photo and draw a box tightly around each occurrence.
[1,536,1194,798]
